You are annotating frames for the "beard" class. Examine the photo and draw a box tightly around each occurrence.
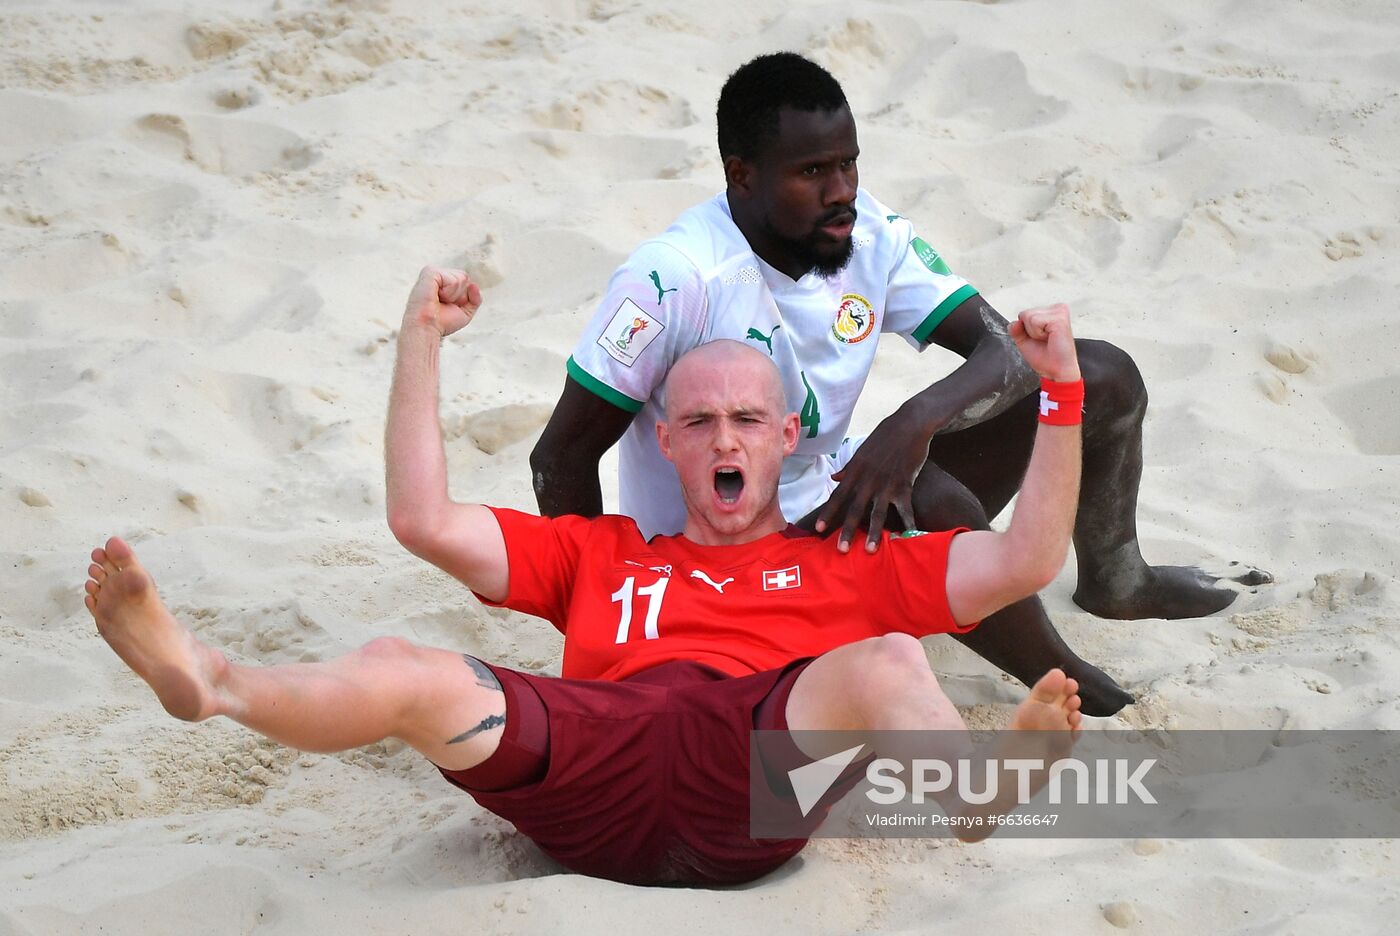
[795,233,854,278]
[763,207,857,279]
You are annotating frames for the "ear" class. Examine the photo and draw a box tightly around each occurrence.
[723,154,754,197]
[656,419,673,463]
[781,412,799,456]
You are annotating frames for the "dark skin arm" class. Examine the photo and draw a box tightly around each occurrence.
[529,376,636,518]
[814,292,1039,552]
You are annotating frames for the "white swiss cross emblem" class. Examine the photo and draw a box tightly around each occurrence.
[1038,390,1058,418]
[762,565,802,591]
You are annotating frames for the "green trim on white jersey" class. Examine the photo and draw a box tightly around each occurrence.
[567,356,645,414]
[912,283,979,344]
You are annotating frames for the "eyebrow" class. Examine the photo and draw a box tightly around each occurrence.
[677,406,768,421]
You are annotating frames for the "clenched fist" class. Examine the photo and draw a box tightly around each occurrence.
[404,267,482,338]
[1008,303,1080,383]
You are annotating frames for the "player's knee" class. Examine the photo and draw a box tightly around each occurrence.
[847,635,937,721]
[912,470,989,533]
[863,634,934,687]
[1078,339,1147,426]
[356,635,423,665]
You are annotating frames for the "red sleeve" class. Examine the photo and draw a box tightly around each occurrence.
[874,529,979,636]
[471,508,593,633]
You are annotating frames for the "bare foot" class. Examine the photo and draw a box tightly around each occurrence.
[955,669,1082,843]
[1008,668,1083,737]
[1075,562,1274,621]
[85,537,227,721]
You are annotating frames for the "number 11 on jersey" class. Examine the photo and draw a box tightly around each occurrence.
[612,576,670,643]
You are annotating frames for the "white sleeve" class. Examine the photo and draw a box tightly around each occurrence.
[566,241,706,414]
[877,211,980,351]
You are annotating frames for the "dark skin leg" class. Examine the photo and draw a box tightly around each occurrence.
[801,339,1269,716]
[1057,341,1272,617]
[899,454,1134,718]
[925,340,1269,709]
[802,460,1134,718]
[922,339,1268,620]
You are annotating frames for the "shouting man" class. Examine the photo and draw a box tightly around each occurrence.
[87,267,1088,886]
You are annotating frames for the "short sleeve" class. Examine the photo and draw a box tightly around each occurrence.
[566,241,706,413]
[877,210,980,351]
[872,529,979,636]
[474,508,593,633]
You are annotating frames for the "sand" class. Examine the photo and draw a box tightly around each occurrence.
[2,0,1398,932]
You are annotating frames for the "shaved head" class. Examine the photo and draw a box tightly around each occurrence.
[656,339,799,545]
[665,340,786,423]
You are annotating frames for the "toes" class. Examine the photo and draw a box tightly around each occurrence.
[1063,677,1080,700]
[84,594,95,614]
[1066,694,1082,712]
[88,563,106,583]
[93,547,118,576]
[1234,568,1274,586]
[105,536,135,568]
[84,579,99,597]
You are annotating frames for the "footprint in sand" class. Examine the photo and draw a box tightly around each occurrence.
[1225,569,1384,658]
[454,235,505,290]
[132,112,316,177]
[176,599,332,665]
[0,230,133,304]
[213,85,262,110]
[1264,340,1315,375]
[444,403,554,456]
[1322,229,1381,261]
[185,21,251,60]
[1256,340,1317,404]
[187,372,331,457]
[530,80,695,133]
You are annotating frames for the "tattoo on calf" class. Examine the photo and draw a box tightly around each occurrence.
[463,654,502,692]
[447,713,506,745]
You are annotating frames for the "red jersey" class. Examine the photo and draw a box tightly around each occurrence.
[478,509,974,682]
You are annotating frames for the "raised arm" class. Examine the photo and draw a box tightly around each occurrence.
[815,294,1040,550]
[384,267,508,601]
[529,379,635,518]
[943,303,1082,626]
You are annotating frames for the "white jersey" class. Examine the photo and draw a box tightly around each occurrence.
[567,188,979,538]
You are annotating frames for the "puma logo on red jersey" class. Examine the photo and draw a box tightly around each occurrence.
[690,569,734,594]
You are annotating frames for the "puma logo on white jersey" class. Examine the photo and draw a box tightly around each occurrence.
[689,569,734,594]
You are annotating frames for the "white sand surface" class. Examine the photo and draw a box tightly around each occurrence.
[2,0,1398,932]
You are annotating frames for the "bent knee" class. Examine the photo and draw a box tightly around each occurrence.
[852,633,934,684]
[356,635,426,665]
[1078,339,1147,420]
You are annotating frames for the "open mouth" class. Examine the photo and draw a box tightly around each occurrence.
[714,467,745,505]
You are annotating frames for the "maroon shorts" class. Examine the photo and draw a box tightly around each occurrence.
[437,659,818,886]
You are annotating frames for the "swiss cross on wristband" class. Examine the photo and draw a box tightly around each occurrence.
[1039,378,1085,426]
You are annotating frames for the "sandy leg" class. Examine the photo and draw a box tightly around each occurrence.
[84,537,506,771]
